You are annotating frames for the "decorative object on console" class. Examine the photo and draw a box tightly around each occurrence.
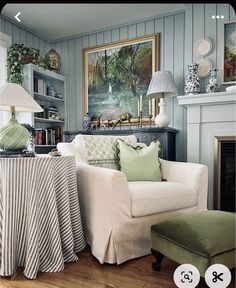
[82,112,93,131]
[206,68,221,93]
[112,113,132,129]
[146,71,178,127]
[0,83,43,153]
[45,49,61,73]
[184,63,201,95]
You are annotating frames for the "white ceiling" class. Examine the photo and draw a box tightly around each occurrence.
[1,4,185,41]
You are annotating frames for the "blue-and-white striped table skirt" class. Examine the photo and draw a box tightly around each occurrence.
[0,155,86,279]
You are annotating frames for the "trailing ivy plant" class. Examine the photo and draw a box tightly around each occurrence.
[7,43,48,85]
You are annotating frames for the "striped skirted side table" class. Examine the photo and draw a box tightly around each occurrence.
[0,155,86,279]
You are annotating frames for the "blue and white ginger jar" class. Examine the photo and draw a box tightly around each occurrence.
[185,63,201,95]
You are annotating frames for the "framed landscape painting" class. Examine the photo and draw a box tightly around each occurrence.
[223,20,236,84]
[83,34,159,121]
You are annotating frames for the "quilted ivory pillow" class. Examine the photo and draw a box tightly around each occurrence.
[116,139,162,181]
[73,134,138,170]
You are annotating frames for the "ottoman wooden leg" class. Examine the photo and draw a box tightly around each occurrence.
[151,248,164,271]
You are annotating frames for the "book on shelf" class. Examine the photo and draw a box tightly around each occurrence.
[35,128,46,145]
[45,128,52,145]
[34,77,47,95]
[35,127,64,145]
[55,127,63,143]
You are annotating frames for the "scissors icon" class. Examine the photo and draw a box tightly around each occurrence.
[212,271,224,282]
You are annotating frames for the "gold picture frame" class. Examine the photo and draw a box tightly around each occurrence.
[222,20,236,85]
[83,34,160,125]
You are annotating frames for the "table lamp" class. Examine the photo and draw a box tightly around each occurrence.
[146,71,178,127]
[0,83,43,154]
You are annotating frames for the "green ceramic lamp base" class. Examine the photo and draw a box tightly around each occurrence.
[0,117,30,151]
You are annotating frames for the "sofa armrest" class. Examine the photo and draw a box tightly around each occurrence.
[57,142,87,164]
[159,158,208,210]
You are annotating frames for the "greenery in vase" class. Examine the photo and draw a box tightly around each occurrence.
[7,43,48,84]
[21,123,36,147]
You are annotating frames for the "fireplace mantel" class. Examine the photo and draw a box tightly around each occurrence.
[177,91,236,209]
[177,91,235,106]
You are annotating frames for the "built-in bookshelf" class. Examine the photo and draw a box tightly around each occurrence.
[23,63,66,154]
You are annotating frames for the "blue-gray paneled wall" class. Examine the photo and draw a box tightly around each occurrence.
[0,17,50,54]
[1,4,235,161]
[54,10,187,160]
[55,3,235,161]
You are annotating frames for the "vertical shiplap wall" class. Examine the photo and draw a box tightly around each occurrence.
[56,11,186,160]
[0,17,50,55]
[185,4,236,93]
[56,3,235,161]
[185,4,235,163]
[59,3,234,161]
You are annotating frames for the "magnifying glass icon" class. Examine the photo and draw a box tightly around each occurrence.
[184,274,190,281]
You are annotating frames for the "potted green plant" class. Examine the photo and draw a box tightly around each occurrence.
[7,43,48,85]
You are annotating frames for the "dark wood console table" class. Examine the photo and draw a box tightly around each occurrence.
[64,127,178,161]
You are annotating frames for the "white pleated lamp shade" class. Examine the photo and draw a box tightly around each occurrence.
[0,83,43,112]
[146,71,178,99]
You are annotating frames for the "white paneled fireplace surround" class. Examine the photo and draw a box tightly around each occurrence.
[178,92,236,210]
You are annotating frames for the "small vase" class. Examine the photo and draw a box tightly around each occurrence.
[82,113,92,131]
[206,68,221,93]
[184,63,201,95]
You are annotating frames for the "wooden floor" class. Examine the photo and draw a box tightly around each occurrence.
[0,246,235,288]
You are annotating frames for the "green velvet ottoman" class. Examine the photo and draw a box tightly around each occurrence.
[151,210,235,277]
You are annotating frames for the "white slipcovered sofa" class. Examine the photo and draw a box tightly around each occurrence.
[57,134,208,265]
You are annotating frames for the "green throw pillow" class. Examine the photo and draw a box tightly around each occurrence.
[116,139,162,181]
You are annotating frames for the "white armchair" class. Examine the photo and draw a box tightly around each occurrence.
[57,134,208,265]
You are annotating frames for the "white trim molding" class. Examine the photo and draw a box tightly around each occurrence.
[178,91,236,209]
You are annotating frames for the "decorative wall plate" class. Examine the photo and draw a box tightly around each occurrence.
[193,38,212,57]
[196,58,213,78]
